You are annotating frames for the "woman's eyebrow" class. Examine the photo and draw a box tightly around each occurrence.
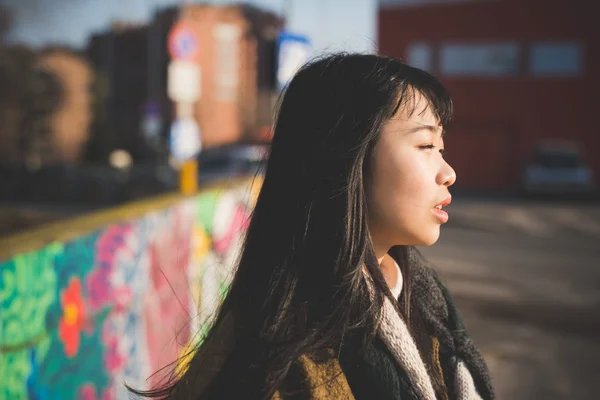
[404,123,444,136]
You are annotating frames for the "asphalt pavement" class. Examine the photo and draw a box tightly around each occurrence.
[421,198,600,400]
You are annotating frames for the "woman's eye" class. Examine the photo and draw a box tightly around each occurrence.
[419,145,446,157]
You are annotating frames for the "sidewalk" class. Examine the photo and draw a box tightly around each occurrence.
[447,198,600,238]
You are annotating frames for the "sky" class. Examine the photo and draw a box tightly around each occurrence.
[1,0,381,56]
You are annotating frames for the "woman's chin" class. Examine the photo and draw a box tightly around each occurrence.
[411,229,441,247]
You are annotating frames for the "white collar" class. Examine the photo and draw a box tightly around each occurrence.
[386,257,403,299]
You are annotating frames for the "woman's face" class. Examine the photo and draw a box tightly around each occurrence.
[366,93,456,254]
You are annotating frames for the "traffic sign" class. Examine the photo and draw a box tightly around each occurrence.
[169,117,202,162]
[168,22,200,62]
[168,60,201,103]
[277,31,311,89]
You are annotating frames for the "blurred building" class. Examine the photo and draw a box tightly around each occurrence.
[39,49,94,165]
[380,0,599,191]
[87,9,178,162]
[86,4,283,162]
[0,46,91,169]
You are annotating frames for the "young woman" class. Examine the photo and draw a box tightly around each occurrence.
[134,53,494,399]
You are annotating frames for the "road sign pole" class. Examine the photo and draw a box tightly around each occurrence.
[180,157,198,195]
[178,100,198,195]
[167,21,202,196]
[172,101,199,196]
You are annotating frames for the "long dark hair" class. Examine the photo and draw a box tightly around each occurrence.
[132,53,453,399]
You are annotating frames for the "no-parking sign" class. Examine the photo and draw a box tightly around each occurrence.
[168,22,200,62]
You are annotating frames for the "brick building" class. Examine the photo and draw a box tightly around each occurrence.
[87,5,282,161]
[379,0,599,190]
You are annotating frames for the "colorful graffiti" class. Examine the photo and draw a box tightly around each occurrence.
[0,177,261,400]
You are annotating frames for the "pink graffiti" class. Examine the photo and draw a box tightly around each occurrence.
[103,335,126,373]
[96,225,133,269]
[79,384,98,400]
[86,224,133,312]
[144,207,193,384]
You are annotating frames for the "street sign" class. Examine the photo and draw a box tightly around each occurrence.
[277,31,311,89]
[168,60,201,103]
[168,22,200,62]
[169,117,202,162]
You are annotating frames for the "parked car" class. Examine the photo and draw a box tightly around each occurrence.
[522,142,595,197]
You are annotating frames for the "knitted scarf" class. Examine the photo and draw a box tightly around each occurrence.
[366,273,483,400]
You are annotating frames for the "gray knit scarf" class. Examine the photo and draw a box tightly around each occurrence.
[366,274,483,400]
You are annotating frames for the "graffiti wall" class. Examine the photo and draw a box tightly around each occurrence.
[0,177,261,400]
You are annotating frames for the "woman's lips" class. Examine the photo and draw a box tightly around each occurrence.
[432,207,449,223]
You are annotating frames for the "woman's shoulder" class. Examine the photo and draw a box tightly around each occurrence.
[410,257,496,399]
[408,254,454,325]
[401,247,471,333]
[196,315,353,399]
[274,350,355,399]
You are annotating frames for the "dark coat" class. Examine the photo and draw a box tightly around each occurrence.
[193,254,494,399]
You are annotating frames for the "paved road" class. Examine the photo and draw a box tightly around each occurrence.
[421,199,600,400]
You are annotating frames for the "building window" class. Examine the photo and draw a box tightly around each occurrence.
[213,24,241,102]
[529,42,582,77]
[406,42,433,72]
[439,43,520,77]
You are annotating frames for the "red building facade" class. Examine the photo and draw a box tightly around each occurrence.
[379,0,599,190]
